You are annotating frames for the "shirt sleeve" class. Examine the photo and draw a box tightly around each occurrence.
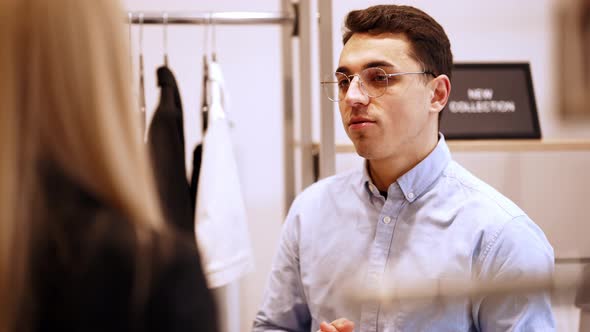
[472,215,556,331]
[252,205,311,332]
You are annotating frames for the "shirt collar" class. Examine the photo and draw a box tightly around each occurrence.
[361,133,451,202]
[361,159,376,195]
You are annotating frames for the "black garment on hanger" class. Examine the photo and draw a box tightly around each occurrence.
[189,144,202,207]
[189,56,209,205]
[189,100,206,206]
[148,66,194,235]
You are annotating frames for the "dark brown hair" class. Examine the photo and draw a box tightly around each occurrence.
[343,5,453,80]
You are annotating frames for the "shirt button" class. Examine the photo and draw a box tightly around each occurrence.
[383,216,391,224]
[408,192,415,199]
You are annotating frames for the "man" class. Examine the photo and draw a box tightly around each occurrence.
[253,5,554,332]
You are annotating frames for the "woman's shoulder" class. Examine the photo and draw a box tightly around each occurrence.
[79,206,203,281]
[97,212,219,332]
[141,225,219,332]
[35,161,217,331]
[35,205,217,331]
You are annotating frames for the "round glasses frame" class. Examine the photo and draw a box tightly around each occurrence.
[320,67,435,102]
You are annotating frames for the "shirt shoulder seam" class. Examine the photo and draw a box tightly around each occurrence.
[441,171,524,219]
[478,215,525,268]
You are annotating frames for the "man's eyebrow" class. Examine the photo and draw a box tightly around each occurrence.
[363,61,395,70]
[335,66,350,74]
[336,61,397,74]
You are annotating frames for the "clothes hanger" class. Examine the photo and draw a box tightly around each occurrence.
[162,12,169,67]
[200,13,211,133]
[138,13,147,136]
[209,15,233,125]
[211,12,217,62]
[206,14,233,126]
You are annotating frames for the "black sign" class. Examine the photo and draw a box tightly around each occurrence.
[440,63,541,139]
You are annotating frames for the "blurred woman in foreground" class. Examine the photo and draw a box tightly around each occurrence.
[0,0,218,331]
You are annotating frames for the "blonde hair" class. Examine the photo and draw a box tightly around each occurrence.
[0,0,164,330]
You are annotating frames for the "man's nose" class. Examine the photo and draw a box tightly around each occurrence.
[344,76,369,106]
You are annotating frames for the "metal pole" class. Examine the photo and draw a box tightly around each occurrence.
[317,0,335,179]
[297,0,316,189]
[282,2,296,212]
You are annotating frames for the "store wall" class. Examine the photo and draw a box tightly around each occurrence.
[122,0,590,331]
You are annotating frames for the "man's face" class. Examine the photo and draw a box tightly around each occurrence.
[337,33,439,162]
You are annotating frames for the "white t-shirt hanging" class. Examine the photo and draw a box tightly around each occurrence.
[194,60,254,288]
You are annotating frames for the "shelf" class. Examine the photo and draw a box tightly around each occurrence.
[310,139,590,154]
[446,139,590,152]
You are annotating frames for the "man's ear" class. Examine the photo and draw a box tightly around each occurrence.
[429,74,451,114]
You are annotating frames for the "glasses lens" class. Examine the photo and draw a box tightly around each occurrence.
[360,67,388,98]
[322,72,349,102]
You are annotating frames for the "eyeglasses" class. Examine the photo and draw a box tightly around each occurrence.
[321,67,435,102]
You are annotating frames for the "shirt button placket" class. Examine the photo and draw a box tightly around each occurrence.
[360,200,399,332]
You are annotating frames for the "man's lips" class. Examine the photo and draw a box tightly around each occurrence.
[348,117,376,130]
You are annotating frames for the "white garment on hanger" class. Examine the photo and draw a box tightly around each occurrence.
[195,60,254,289]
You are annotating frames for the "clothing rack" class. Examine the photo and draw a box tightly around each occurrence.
[127,8,308,332]
[127,4,316,211]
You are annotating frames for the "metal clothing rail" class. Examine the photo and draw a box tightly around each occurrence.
[128,11,296,26]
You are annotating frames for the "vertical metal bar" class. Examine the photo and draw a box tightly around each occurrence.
[282,0,296,212]
[298,0,316,189]
[317,0,335,179]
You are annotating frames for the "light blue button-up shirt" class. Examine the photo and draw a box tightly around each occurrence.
[253,136,555,332]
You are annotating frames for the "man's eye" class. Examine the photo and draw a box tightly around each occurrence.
[372,74,388,82]
[338,80,350,88]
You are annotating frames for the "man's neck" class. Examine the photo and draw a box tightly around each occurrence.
[368,135,439,192]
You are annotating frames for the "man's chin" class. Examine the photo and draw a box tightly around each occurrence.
[353,143,376,160]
